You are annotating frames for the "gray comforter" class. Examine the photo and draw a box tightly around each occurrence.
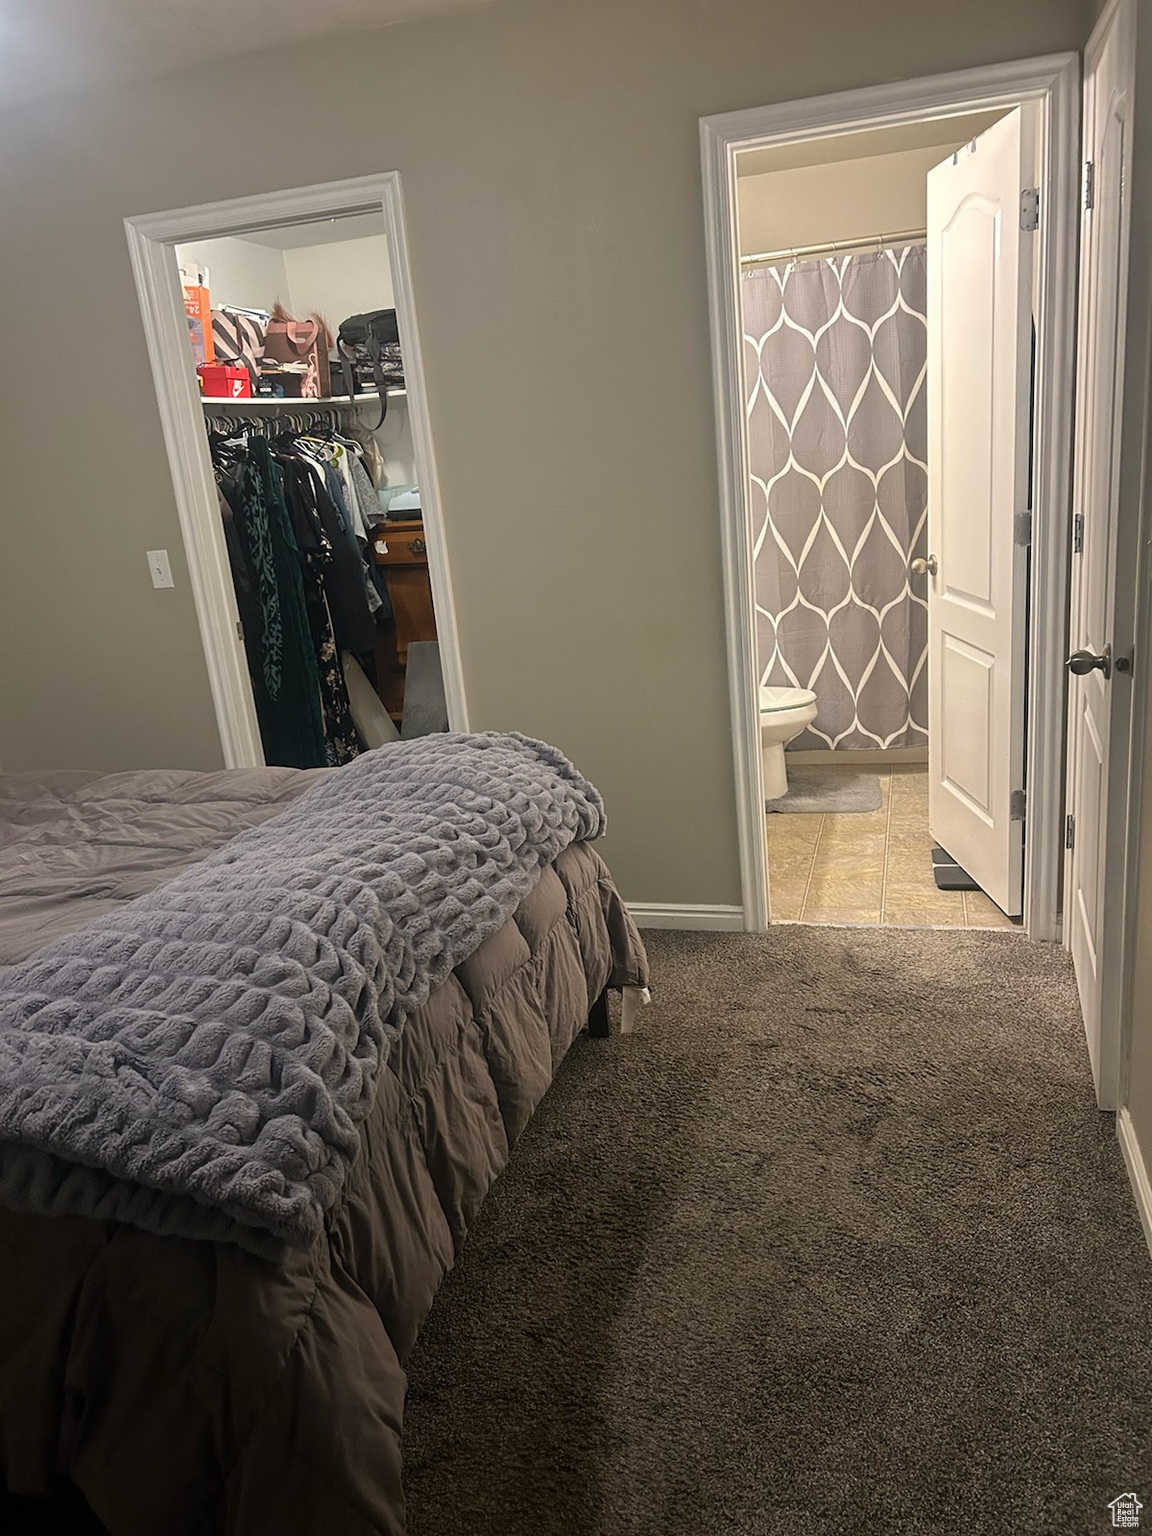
[0,763,330,969]
[0,734,604,1258]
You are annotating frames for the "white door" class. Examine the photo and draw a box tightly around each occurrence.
[1066,0,1135,1106]
[924,109,1035,917]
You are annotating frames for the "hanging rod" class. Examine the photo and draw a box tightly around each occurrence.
[740,227,927,267]
[204,402,362,436]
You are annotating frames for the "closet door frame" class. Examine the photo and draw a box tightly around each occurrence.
[699,54,1081,939]
[125,172,467,768]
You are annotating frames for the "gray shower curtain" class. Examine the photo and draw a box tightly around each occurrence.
[742,246,928,750]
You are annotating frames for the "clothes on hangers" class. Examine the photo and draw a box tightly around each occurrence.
[345,421,386,489]
[349,455,393,620]
[276,454,363,765]
[295,433,392,621]
[216,483,263,672]
[277,453,376,654]
[231,435,328,769]
[209,416,384,768]
[348,450,386,533]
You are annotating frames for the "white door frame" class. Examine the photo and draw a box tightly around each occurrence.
[701,53,1080,937]
[124,173,468,768]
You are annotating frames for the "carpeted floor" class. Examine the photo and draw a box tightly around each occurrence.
[403,928,1152,1535]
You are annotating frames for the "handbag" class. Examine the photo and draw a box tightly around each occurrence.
[337,310,404,427]
[263,309,331,399]
[210,309,267,391]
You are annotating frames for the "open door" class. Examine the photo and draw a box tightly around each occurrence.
[924,109,1035,918]
[1066,0,1135,1107]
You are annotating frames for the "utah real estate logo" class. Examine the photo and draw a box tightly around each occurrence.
[1109,1493,1143,1529]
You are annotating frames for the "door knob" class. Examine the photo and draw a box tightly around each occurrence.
[1066,643,1112,679]
[910,554,938,576]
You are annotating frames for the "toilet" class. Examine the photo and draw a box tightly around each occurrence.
[759,685,819,800]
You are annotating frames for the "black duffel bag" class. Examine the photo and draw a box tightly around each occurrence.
[336,310,404,427]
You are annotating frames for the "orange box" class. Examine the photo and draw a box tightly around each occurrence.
[181,265,214,367]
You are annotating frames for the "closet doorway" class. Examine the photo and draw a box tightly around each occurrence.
[700,56,1081,944]
[126,174,464,771]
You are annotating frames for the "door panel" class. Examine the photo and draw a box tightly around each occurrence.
[940,636,995,820]
[939,206,997,609]
[926,109,1034,916]
[1066,0,1135,1105]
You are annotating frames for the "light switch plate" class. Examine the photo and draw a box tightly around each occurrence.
[147,549,174,589]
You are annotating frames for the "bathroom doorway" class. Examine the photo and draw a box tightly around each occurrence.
[743,114,1020,931]
[701,57,1080,940]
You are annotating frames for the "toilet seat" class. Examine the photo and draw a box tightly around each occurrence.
[759,685,817,713]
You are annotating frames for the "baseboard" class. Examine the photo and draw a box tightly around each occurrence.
[627,903,745,931]
[1117,1107,1152,1261]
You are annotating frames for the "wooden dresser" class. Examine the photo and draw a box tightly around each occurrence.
[372,518,437,720]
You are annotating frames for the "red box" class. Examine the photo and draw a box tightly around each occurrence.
[198,364,252,399]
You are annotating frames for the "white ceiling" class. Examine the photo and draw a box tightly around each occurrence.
[0,0,490,108]
[244,213,388,250]
[735,110,1009,178]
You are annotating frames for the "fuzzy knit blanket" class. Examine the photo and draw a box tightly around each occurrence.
[0,734,604,1258]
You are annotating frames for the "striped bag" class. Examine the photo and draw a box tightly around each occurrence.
[211,309,268,390]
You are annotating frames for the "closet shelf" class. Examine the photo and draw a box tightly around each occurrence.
[200,391,406,409]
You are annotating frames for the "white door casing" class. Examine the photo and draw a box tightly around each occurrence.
[124,173,469,769]
[924,110,1035,917]
[1066,0,1135,1106]
[701,59,1079,934]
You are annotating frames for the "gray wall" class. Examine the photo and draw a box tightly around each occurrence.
[1126,700,1152,1187]
[0,0,1092,906]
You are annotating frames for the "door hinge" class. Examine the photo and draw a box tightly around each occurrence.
[1020,187,1040,231]
[236,619,244,643]
[1083,159,1095,211]
[1014,511,1033,547]
[1066,812,1076,850]
[1010,789,1027,822]
[1073,512,1084,554]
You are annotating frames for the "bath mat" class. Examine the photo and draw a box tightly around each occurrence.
[766,767,883,815]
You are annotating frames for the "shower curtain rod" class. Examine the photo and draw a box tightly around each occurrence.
[740,227,927,267]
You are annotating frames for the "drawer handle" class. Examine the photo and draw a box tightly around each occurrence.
[409,537,426,555]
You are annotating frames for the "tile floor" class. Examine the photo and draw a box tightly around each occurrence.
[766,765,1020,929]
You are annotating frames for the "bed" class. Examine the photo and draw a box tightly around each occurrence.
[0,741,648,1535]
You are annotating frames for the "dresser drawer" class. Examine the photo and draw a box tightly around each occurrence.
[373,520,428,566]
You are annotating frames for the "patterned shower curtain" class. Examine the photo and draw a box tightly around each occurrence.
[742,246,928,750]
